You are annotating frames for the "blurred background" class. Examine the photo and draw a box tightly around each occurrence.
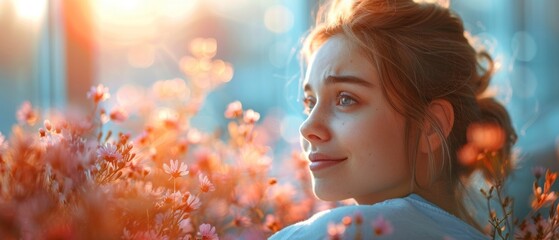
[0,0,558,218]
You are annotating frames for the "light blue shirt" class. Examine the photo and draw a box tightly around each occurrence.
[269,194,488,240]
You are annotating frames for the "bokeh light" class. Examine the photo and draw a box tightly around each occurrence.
[152,78,190,100]
[190,38,217,59]
[11,0,47,23]
[511,31,538,62]
[210,60,234,83]
[264,5,294,34]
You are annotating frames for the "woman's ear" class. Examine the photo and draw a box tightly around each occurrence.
[419,99,455,153]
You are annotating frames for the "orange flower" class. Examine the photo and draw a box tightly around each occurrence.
[232,215,251,227]
[457,143,479,166]
[327,222,346,240]
[0,132,6,152]
[264,214,281,232]
[243,109,260,124]
[109,106,128,123]
[198,173,215,193]
[224,101,243,119]
[531,171,558,210]
[86,84,110,103]
[531,188,557,210]
[183,193,201,212]
[16,101,38,125]
[372,215,393,236]
[467,123,505,151]
[163,159,189,180]
[97,143,122,164]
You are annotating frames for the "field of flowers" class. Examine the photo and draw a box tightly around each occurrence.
[0,39,329,239]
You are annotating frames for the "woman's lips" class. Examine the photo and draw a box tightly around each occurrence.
[309,160,346,171]
[308,153,347,171]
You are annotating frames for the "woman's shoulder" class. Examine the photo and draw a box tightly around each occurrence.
[269,194,489,240]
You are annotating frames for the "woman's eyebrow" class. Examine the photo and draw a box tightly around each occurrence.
[325,75,375,88]
[304,75,375,92]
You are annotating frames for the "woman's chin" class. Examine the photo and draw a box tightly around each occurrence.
[312,188,345,202]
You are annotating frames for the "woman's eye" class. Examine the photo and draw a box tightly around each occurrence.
[303,96,316,114]
[337,93,356,106]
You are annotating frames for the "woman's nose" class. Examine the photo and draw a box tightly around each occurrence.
[299,108,330,143]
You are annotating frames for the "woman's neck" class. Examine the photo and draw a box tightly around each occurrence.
[415,187,483,232]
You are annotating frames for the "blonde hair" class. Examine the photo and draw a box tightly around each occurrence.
[302,0,517,227]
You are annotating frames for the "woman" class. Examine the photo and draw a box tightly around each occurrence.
[270,0,516,239]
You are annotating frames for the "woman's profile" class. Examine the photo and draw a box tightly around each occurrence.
[270,0,516,239]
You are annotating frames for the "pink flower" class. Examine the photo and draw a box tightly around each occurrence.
[109,106,128,122]
[158,109,180,129]
[183,193,202,212]
[327,222,346,240]
[197,223,218,240]
[232,215,251,227]
[532,187,558,209]
[97,143,122,163]
[86,84,110,103]
[163,159,189,180]
[179,218,194,234]
[44,120,52,131]
[243,109,260,124]
[264,214,281,232]
[224,101,243,119]
[160,190,183,205]
[198,173,216,193]
[0,132,6,152]
[16,101,38,125]
[372,215,393,236]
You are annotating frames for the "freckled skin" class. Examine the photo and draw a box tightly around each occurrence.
[300,35,411,205]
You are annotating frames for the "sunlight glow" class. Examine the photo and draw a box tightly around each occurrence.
[160,0,198,19]
[12,0,47,23]
[127,44,156,68]
[94,0,150,16]
[413,0,450,8]
[206,0,249,13]
[116,85,146,113]
[93,0,199,46]
[93,0,156,45]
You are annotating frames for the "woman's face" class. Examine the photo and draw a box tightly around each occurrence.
[300,34,411,204]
